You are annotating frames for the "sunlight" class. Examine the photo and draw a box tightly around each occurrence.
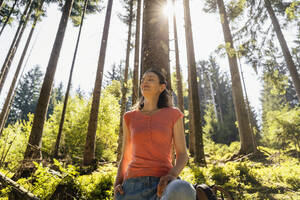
[162,0,174,18]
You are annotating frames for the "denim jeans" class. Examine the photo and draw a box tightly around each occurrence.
[115,176,196,200]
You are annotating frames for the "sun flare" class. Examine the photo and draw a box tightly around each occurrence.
[163,1,174,17]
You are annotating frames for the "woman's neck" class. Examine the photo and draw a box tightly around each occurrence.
[143,96,159,111]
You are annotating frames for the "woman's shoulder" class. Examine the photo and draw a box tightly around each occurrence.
[124,109,139,117]
[165,106,183,113]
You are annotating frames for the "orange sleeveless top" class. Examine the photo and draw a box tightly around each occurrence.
[123,107,184,180]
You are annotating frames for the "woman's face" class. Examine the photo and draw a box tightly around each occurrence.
[140,72,166,97]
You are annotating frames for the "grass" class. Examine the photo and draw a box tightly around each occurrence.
[0,142,299,199]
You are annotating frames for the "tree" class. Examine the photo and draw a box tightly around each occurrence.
[0,0,45,135]
[172,0,184,114]
[53,0,88,159]
[140,0,171,89]
[183,0,205,164]
[264,0,300,102]
[198,58,239,145]
[208,56,224,124]
[0,0,18,37]
[22,0,74,164]
[117,0,134,161]
[6,66,43,125]
[104,62,124,86]
[0,0,33,96]
[216,0,256,154]
[83,0,114,166]
[132,0,141,105]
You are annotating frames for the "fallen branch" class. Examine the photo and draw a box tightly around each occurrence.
[0,171,40,200]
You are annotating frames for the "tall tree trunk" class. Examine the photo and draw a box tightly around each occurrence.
[183,0,205,164]
[188,100,195,156]
[0,0,33,96]
[216,0,256,154]
[132,0,141,106]
[237,55,257,150]
[210,58,224,125]
[0,1,44,136]
[53,0,88,159]
[140,0,170,90]
[117,0,133,162]
[83,0,113,166]
[207,71,218,120]
[214,79,224,125]
[172,0,184,114]
[23,0,74,161]
[0,0,18,37]
[264,0,300,102]
[172,0,186,160]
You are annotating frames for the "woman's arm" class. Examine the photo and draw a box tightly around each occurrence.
[157,116,188,197]
[114,117,132,188]
[167,116,189,177]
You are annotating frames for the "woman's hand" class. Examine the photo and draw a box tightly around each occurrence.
[157,174,177,197]
[114,184,124,198]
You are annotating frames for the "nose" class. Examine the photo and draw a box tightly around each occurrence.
[141,79,148,84]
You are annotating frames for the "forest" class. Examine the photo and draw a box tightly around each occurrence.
[0,0,299,199]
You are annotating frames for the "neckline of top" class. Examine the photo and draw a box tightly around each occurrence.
[137,107,168,117]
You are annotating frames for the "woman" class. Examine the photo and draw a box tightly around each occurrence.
[114,69,196,200]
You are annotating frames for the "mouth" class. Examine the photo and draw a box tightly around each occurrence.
[143,85,150,89]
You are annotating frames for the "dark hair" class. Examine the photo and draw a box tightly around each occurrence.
[137,68,173,110]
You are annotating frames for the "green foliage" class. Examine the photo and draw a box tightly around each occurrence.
[6,66,65,125]
[227,0,247,20]
[263,106,300,150]
[285,1,300,20]
[42,89,120,163]
[69,0,103,27]
[78,163,116,200]
[180,144,300,199]
[7,66,43,124]
[105,80,122,100]
[210,165,230,185]
[0,115,33,170]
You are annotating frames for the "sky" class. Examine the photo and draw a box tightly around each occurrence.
[0,0,297,122]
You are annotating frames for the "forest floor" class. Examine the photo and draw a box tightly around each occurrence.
[0,142,299,199]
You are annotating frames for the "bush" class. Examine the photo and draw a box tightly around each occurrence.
[262,106,300,150]
[42,91,120,163]
[78,163,116,200]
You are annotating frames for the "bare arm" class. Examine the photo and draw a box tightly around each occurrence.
[157,116,188,197]
[167,116,189,177]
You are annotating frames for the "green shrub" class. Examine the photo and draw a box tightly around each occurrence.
[78,164,116,200]
[210,166,230,185]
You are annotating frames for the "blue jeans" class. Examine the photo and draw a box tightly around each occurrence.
[115,176,196,200]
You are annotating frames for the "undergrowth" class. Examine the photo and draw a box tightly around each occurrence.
[0,142,299,200]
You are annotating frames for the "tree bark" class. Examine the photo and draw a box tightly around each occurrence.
[132,0,141,106]
[23,0,74,161]
[183,0,205,164]
[0,1,43,136]
[206,71,218,120]
[0,0,18,37]
[216,0,256,154]
[0,172,40,200]
[83,0,114,166]
[264,0,300,102]
[0,0,33,96]
[53,0,88,159]
[172,0,184,114]
[188,99,195,156]
[237,49,257,150]
[140,0,171,90]
[117,0,133,162]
